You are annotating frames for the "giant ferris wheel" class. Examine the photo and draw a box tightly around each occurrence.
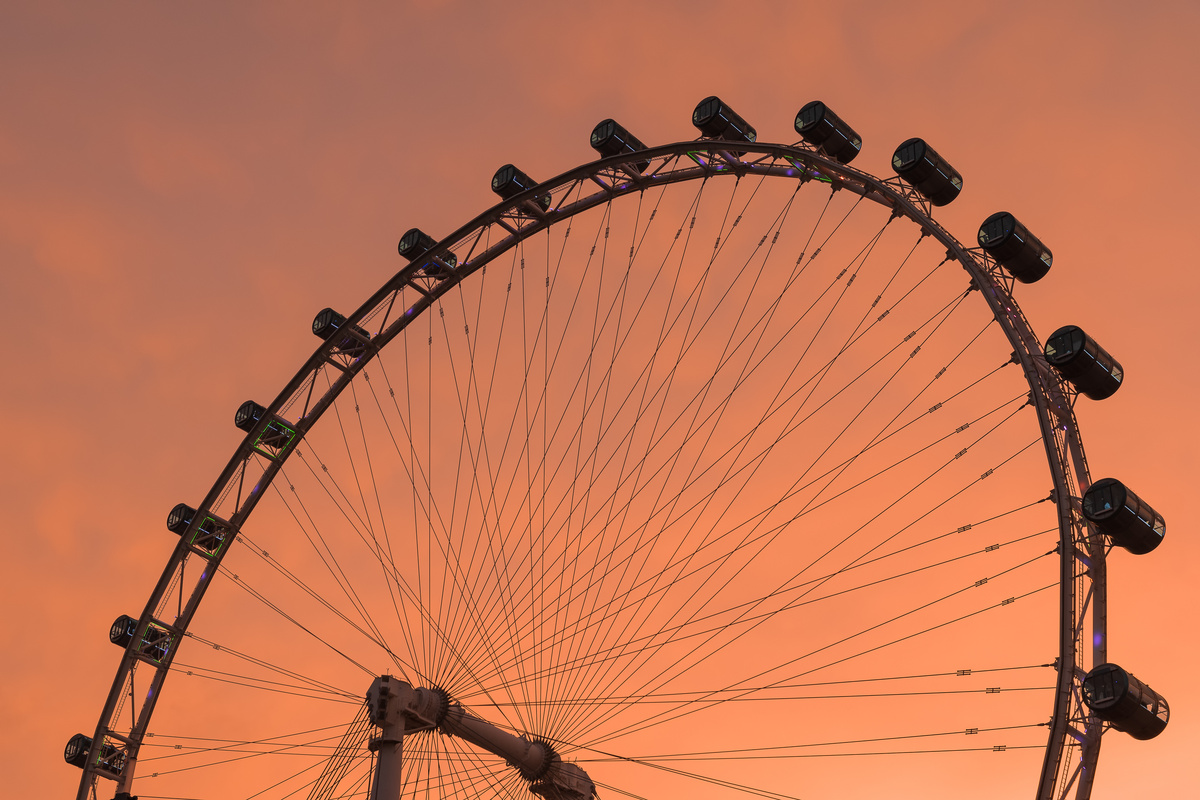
[69,97,1169,800]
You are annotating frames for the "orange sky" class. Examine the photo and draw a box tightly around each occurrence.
[3,2,1198,798]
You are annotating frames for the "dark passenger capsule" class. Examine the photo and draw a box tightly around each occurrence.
[1043,325,1124,400]
[397,228,458,266]
[398,227,435,259]
[110,614,137,647]
[1083,663,1169,740]
[312,307,348,339]
[891,138,963,206]
[64,732,126,774]
[312,308,370,355]
[234,400,267,433]
[166,502,196,535]
[398,228,458,275]
[977,212,1053,283]
[794,101,862,164]
[64,733,92,768]
[691,95,757,145]
[590,118,651,174]
[491,164,551,211]
[1082,478,1165,554]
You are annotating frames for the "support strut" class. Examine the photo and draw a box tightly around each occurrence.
[365,676,594,800]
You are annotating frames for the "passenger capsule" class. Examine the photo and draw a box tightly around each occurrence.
[1043,325,1124,400]
[397,227,434,260]
[491,164,551,211]
[235,401,294,452]
[111,618,174,661]
[397,228,459,274]
[311,307,348,339]
[691,95,757,146]
[977,212,1053,283]
[891,138,963,206]
[64,733,126,774]
[312,308,369,356]
[794,101,862,164]
[110,614,137,647]
[1083,663,1169,740]
[167,502,195,535]
[590,118,651,174]
[234,400,267,433]
[1082,478,1165,554]
[64,733,92,768]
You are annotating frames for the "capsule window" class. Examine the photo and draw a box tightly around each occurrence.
[492,165,516,192]
[591,119,616,148]
[978,215,1012,247]
[693,97,720,127]
[1085,668,1121,704]
[1044,328,1084,362]
[1083,483,1116,517]
[797,102,822,130]
[893,141,923,171]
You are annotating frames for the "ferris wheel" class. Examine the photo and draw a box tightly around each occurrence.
[69,97,1169,800]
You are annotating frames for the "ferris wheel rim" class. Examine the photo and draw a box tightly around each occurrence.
[77,136,1101,800]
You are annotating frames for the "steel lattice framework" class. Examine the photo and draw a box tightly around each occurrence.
[78,139,1106,800]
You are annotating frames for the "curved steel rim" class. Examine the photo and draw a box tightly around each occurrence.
[79,138,1103,800]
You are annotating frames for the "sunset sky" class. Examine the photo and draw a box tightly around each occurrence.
[3,2,1198,798]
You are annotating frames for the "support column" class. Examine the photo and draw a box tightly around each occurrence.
[365,676,444,800]
[366,676,405,800]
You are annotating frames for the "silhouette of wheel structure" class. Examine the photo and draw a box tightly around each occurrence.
[70,97,1168,800]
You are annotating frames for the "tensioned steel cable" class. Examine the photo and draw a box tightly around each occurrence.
[453,286,988,705]
[451,388,1032,705]
[545,174,786,735]
[549,422,1046,748]
[553,221,941,730]
[427,179,868,705]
